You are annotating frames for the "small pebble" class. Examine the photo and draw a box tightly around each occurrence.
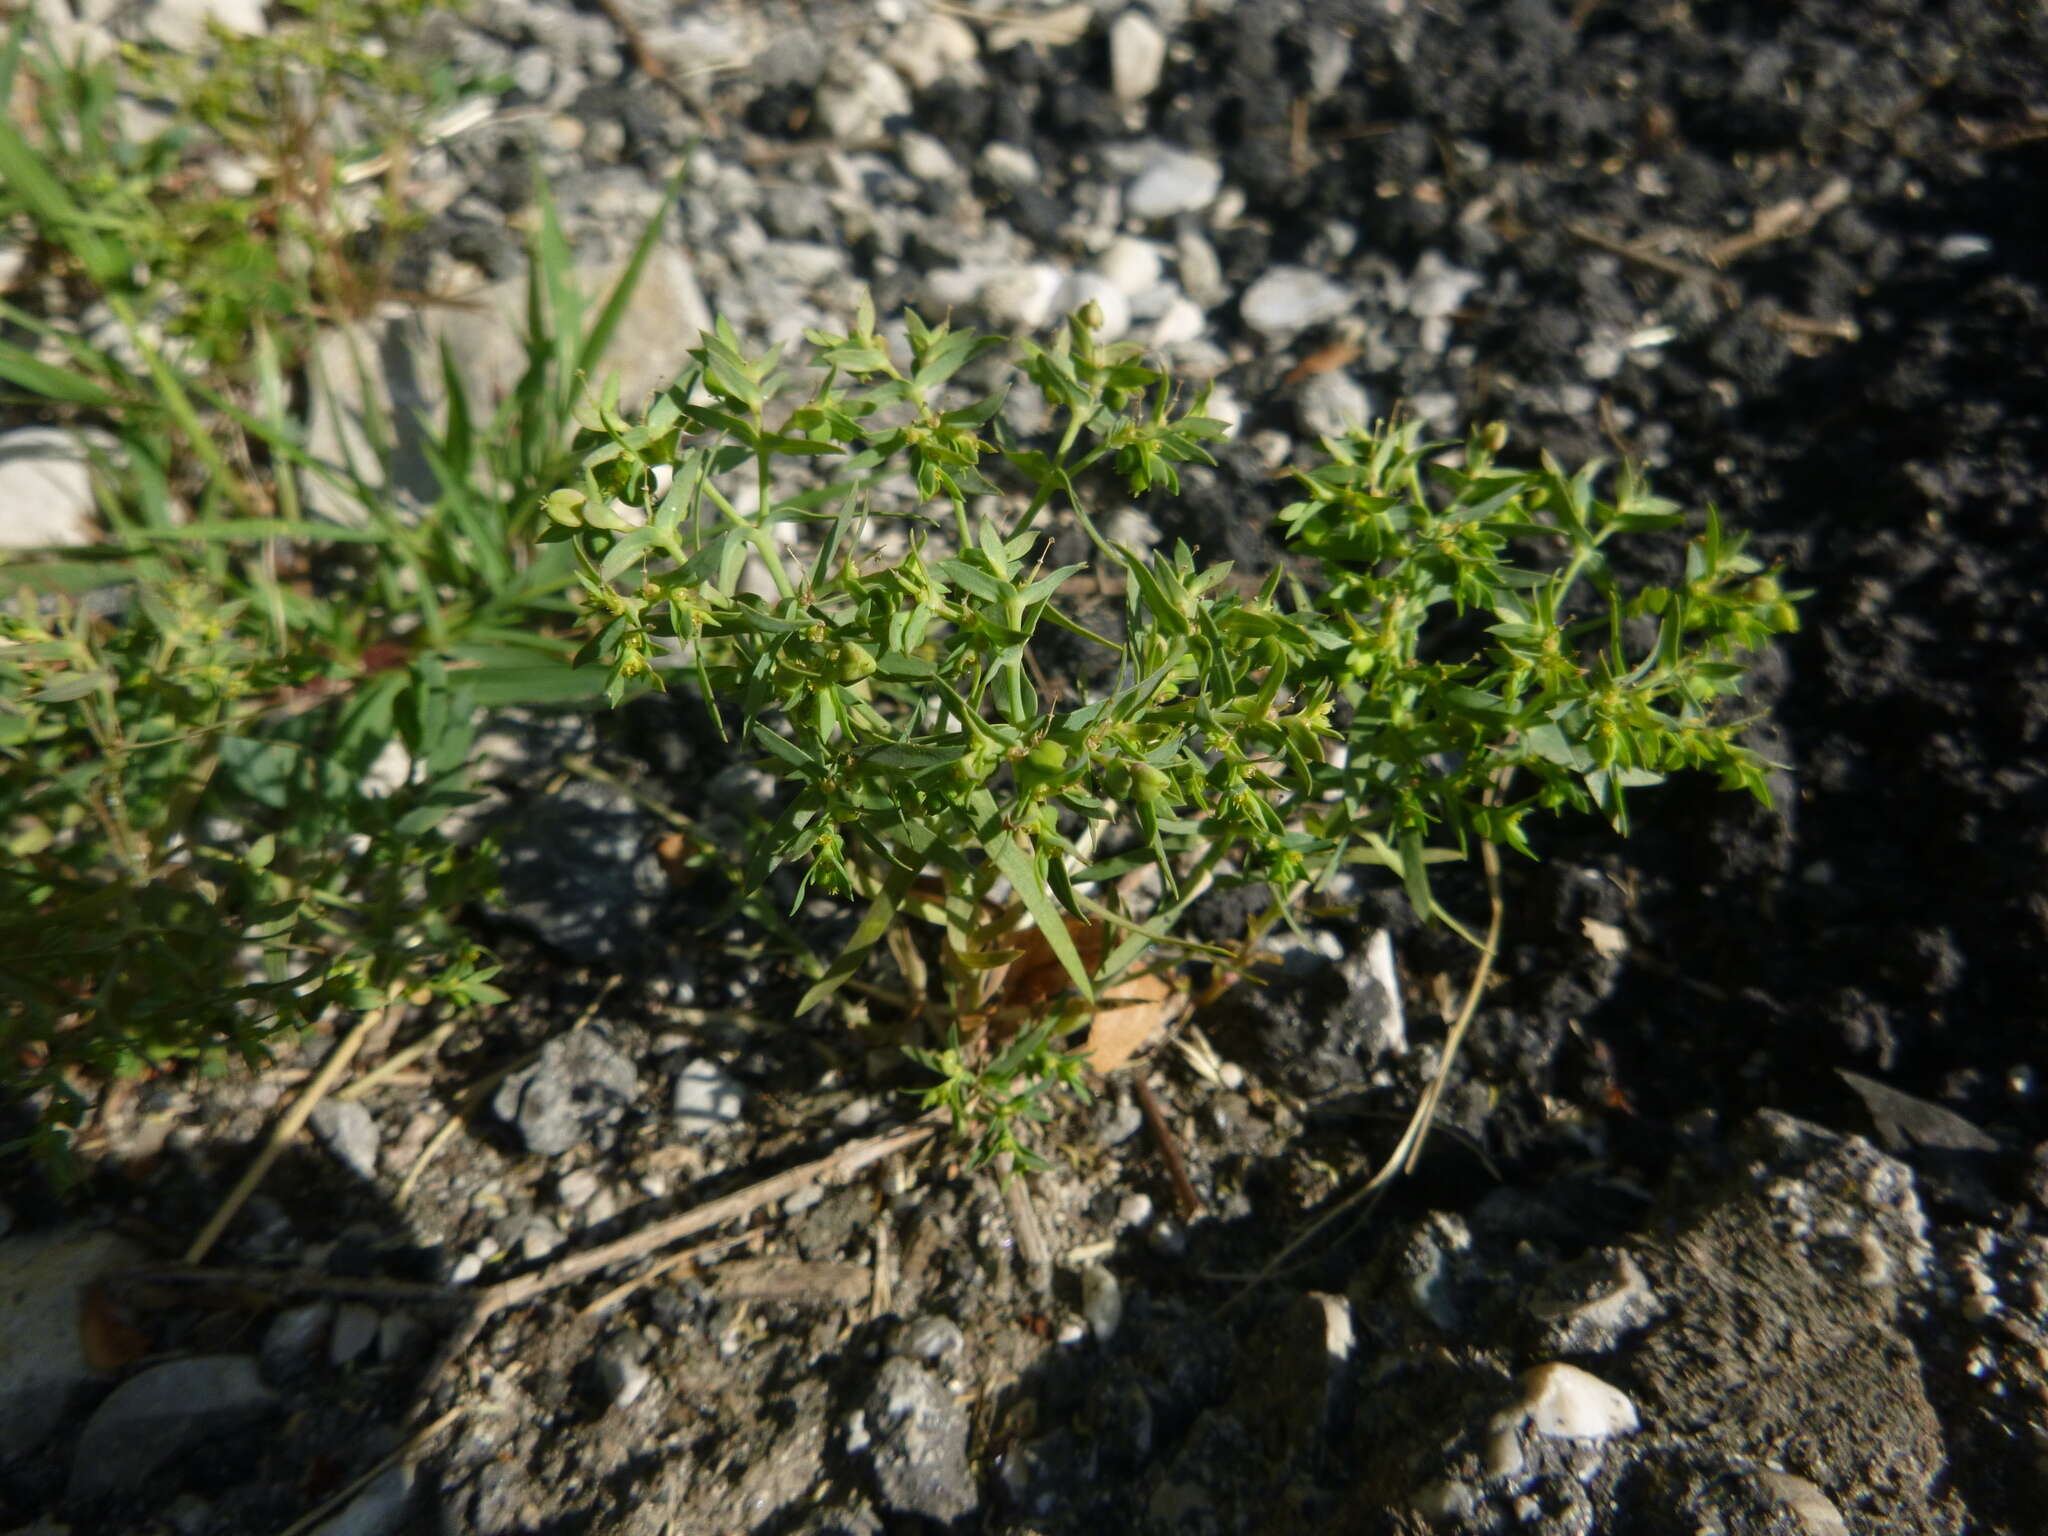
[330,1304,379,1368]
[1109,11,1167,104]
[519,1218,563,1262]
[1510,1362,1639,1441]
[556,1168,603,1210]
[673,1058,746,1132]
[895,1315,967,1364]
[978,141,1040,190]
[1241,266,1353,337]
[593,1349,651,1409]
[1080,1264,1123,1343]
[1127,150,1223,222]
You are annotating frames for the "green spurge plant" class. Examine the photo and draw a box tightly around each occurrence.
[549,300,1798,1167]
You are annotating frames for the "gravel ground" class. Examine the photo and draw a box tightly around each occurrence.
[4,1,2047,1533]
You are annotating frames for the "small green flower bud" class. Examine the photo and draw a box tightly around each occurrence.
[828,641,878,684]
[1130,762,1172,802]
[1025,740,1069,774]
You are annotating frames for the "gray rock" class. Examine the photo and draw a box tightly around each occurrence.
[896,130,959,184]
[260,1301,334,1384]
[856,1357,977,1522]
[68,1356,278,1499]
[555,1167,604,1210]
[309,1099,380,1181]
[1241,266,1353,336]
[0,1227,143,1451]
[493,1029,642,1156]
[377,1311,431,1365]
[1406,250,1483,319]
[1527,1249,1661,1354]
[495,779,667,962]
[672,1058,746,1133]
[893,1315,967,1365]
[308,1462,415,1536]
[516,1216,563,1262]
[1109,11,1168,104]
[815,53,910,143]
[330,1303,380,1367]
[977,141,1040,191]
[1096,235,1164,296]
[1295,369,1372,438]
[977,264,1065,331]
[883,10,980,91]
[593,1348,651,1409]
[1127,148,1223,223]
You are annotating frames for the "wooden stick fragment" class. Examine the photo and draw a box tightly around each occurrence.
[1135,1074,1203,1222]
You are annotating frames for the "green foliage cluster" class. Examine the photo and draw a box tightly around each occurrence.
[0,8,668,1171]
[552,301,1799,1166]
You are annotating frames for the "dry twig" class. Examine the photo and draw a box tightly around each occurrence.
[419,1116,943,1395]
[1135,1073,1203,1222]
[187,1007,392,1264]
[1230,782,1510,1298]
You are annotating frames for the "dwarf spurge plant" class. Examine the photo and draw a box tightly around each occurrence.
[550,301,1797,1166]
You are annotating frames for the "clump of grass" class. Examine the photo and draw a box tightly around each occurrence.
[0,5,674,1175]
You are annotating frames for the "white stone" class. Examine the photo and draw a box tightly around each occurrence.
[0,428,107,548]
[1407,250,1483,319]
[897,131,959,183]
[1241,266,1354,337]
[1097,236,1165,296]
[816,54,912,143]
[883,11,980,91]
[1174,230,1226,304]
[1359,928,1406,1056]
[1080,1264,1123,1342]
[1054,272,1133,342]
[673,1058,746,1131]
[977,141,1041,191]
[556,1168,603,1210]
[977,264,1066,331]
[140,0,266,52]
[1296,370,1372,438]
[1513,1363,1639,1442]
[1127,149,1223,221]
[1756,1471,1850,1536]
[308,1099,380,1181]
[1149,296,1207,347]
[1109,11,1168,104]
[519,1217,563,1262]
